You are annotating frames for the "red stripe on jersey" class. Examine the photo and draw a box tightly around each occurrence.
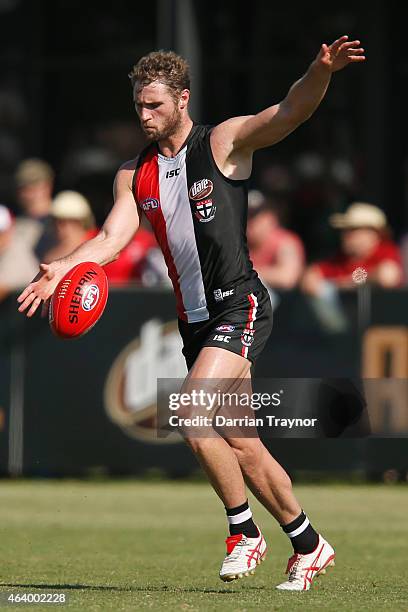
[135,147,186,320]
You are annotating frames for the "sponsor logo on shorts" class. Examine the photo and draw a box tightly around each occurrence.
[82,284,100,311]
[241,328,255,347]
[194,199,216,222]
[140,197,160,212]
[214,288,234,302]
[213,334,231,343]
[216,324,236,333]
[189,178,213,201]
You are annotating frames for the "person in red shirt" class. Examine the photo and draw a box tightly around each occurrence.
[247,191,305,291]
[87,214,163,285]
[302,202,403,295]
[103,219,159,285]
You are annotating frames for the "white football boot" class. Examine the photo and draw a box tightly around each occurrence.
[219,529,267,582]
[276,535,335,591]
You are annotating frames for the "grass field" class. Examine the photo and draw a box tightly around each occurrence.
[0,480,407,611]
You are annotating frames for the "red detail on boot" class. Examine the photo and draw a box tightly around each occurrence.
[225,534,243,555]
[286,553,300,574]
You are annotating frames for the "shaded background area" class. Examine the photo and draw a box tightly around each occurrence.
[1,288,408,478]
[0,0,407,247]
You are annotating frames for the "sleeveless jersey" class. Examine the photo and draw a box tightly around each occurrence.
[132,124,258,322]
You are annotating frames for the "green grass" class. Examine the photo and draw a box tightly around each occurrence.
[0,480,407,611]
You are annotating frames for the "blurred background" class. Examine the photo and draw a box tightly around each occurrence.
[1,0,407,480]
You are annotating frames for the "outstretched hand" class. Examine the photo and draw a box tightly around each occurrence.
[17,262,62,318]
[316,35,365,72]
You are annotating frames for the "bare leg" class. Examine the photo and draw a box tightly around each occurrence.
[180,347,250,508]
[185,436,246,508]
[224,374,301,524]
[227,436,301,524]
[180,347,301,523]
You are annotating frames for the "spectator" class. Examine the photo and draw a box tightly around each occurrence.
[247,190,305,290]
[43,191,95,262]
[301,203,403,332]
[0,204,39,303]
[302,202,403,294]
[14,158,57,259]
[103,217,166,286]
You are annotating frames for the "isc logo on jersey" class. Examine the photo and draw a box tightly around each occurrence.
[213,288,234,302]
[166,168,180,179]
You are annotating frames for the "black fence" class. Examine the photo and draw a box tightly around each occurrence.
[0,288,407,477]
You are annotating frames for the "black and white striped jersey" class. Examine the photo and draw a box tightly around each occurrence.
[133,124,258,322]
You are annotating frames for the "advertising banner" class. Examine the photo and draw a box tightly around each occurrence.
[0,289,407,476]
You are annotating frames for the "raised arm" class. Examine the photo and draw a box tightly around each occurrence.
[17,161,140,317]
[211,36,365,177]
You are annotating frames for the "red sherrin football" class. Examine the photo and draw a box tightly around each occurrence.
[49,262,108,339]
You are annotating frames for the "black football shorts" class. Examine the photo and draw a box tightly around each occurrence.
[178,280,273,371]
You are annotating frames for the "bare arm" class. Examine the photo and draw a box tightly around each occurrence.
[17,161,139,317]
[211,36,365,178]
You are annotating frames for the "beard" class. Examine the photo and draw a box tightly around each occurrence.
[143,107,182,142]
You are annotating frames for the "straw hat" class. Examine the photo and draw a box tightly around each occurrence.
[51,191,93,221]
[329,202,387,230]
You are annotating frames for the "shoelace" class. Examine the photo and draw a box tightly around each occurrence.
[225,537,249,563]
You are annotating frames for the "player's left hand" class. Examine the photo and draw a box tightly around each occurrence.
[316,35,365,72]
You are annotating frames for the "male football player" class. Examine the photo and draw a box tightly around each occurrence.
[18,36,365,590]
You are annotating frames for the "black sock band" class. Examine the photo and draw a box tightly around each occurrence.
[281,510,319,554]
[225,500,259,538]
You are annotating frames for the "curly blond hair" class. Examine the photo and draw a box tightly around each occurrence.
[128,50,190,101]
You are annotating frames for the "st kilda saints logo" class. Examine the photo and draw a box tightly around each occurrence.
[194,198,216,223]
[241,328,255,347]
